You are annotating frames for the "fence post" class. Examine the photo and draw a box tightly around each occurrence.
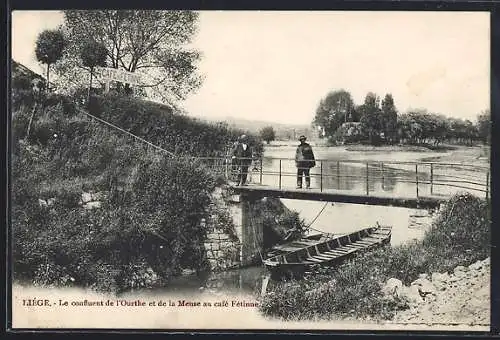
[415,164,419,198]
[381,162,384,190]
[430,163,434,195]
[259,157,263,185]
[279,159,282,190]
[337,161,340,189]
[320,160,323,192]
[366,162,369,195]
[486,170,489,199]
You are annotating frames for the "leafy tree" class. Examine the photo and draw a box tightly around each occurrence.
[55,10,202,102]
[476,110,491,144]
[359,92,382,144]
[380,94,398,143]
[79,39,108,100]
[313,89,354,139]
[260,126,276,144]
[35,29,66,93]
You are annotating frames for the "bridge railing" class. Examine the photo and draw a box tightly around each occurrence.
[194,156,490,199]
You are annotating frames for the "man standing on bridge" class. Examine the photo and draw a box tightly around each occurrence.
[231,134,253,186]
[295,135,316,189]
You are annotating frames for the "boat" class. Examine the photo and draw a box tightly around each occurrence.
[263,224,392,277]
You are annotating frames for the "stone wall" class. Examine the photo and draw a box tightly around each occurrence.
[204,224,241,271]
[204,187,265,271]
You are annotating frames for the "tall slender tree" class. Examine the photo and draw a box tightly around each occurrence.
[359,92,382,144]
[29,29,65,138]
[79,39,108,101]
[380,93,398,143]
[35,29,66,93]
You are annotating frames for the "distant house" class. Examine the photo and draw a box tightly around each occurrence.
[336,122,364,144]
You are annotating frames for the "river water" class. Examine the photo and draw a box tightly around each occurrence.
[155,145,488,296]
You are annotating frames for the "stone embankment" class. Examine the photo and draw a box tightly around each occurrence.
[204,187,242,272]
[384,258,490,326]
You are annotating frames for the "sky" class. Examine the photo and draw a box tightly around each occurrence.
[11,10,490,125]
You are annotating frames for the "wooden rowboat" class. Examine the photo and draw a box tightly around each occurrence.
[263,224,392,276]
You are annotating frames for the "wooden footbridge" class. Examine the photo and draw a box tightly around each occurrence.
[201,156,490,209]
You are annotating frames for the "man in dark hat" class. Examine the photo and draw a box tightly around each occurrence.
[231,134,253,186]
[295,135,316,189]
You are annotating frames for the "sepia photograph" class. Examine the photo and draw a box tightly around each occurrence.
[9,10,491,331]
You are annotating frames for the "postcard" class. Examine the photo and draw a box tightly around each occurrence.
[9,10,491,331]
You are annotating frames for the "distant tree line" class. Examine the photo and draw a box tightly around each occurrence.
[313,89,490,146]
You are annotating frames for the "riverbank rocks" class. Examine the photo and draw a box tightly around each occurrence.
[79,191,105,210]
[38,198,56,208]
[390,257,490,326]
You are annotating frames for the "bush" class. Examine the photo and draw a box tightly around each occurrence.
[259,192,490,321]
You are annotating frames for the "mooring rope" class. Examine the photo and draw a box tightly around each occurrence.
[304,201,330,234]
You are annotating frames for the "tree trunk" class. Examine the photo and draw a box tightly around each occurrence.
[87,67,93,105]
[46,63,50,93]
[26,104,37,138]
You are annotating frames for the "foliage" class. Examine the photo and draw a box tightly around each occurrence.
[333,122,365,144]
[55,10,202,101]
[259,192,490,321]
[35,29,66,90]
[313,89,487,147]
[249,198,306,250]
[80,40,108,69]
[259,126,276,144]
[313,90,355,138]
[359,92,383,145]
[476,110,491,144]
[79,39,108,99]
[380,94,398,143]
[35,30,66,66]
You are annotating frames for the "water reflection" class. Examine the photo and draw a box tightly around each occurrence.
[149,266,268,296]
[259,158,434,197]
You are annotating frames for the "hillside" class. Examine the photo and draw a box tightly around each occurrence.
[195,115,316,141]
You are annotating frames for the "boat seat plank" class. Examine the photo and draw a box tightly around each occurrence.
[312,254,337,261]
[323,251,347,257]
[356,239,379,244]
[355,241,377,246]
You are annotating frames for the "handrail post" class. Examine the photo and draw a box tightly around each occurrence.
[320,160,323,192]
[279,159,282,190]
[415,164,419,198]
[486,170,489,199]
[337,161,340,189]
[259,157,263,185]
[366,162,369,195]
[381,162,384,190]
[430,163,434,195]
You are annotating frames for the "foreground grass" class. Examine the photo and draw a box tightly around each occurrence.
[258,192,490,321]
